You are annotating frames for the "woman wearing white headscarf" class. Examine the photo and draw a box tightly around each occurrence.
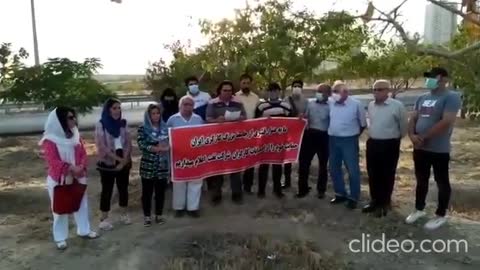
[40,107,98,250]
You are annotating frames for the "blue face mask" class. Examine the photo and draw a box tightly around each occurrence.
[315,92,324,101]
[188,84,200,95]
[425,78,439,90]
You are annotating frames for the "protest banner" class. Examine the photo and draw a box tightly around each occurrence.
[169,117,306,182]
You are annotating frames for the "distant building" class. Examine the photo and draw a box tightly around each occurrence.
[424,1,458,44]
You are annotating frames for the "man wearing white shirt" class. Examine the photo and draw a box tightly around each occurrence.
[328,82,367,209]
[183,76,211,120]
[235,74,260,194]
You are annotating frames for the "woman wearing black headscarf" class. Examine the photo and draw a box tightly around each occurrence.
[160,88,179,122]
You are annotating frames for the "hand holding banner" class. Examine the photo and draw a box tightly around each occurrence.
[169,117,306,182]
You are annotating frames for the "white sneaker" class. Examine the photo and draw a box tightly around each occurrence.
[99,219,114,231]
[424,216,448,230]
[80,231,99,239]
[405,210,427,224]
[120,214,132,225]
[56,240,67,250]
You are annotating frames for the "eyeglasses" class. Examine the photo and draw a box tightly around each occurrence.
[182,103,194,106]
[67,115,76,120]
[373,88,387,92]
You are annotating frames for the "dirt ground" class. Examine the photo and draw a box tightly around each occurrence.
[0,120,479,270]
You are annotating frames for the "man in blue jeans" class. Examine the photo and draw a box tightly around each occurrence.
[328,81,367,209]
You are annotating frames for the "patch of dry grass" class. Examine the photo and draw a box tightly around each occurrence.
[164,233,346,270]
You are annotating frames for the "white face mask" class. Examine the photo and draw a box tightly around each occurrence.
[188,85,200,95]
[292,87,302,95]
[331,93,342,102]
[315,92,324,101]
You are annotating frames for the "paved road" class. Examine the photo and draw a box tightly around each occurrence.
[0,90,427,136]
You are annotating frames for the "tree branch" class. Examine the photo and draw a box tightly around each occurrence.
[427,0,480,26]
[367,1,480,60]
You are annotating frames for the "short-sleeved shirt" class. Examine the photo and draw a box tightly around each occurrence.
[186,91,211,109]
[255,100,292,118]
[285,96,308,117]
[368,98,408,140]
[236,91,260,119]
[206,97,246,120]
[166,112,204,128]
[414,90,462,153]
[328,97,367,137]
[305,100,329,131]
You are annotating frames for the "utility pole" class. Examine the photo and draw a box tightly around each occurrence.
[30,0,40,66]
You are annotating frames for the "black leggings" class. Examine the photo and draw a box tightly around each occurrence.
[99,167,130,212]
[141,177,167,216]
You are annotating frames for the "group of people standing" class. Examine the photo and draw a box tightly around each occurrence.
[40,66,461,250]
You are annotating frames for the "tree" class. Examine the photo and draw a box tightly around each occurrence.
[332,37,438,92]
[145,41,214,100]
[4,58,114,113]
[363,0,480,116]
[145,0,368,97]
[0,43,28,95]
[199,0,367,92]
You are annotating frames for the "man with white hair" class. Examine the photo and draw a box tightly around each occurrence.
[364,80,408,218]
[328,81,367,209]
[167,96,205,218]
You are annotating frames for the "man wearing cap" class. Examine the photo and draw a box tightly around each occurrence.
[363,80,408,218]
[405,67,462,230]
[296,83,331,199]
[328,81,367,209]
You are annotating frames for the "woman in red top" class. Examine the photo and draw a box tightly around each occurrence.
[40,107,98,250]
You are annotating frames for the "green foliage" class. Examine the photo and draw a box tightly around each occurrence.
[146,0,367,96]
[0,43,28,92]
[329,37,437,90]
[4,57,115,113]
[447,27,480,115]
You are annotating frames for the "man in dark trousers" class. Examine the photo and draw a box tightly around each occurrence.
[282,80,309,189]
[297,83,331,199]
[364,80,407,217]
[405,67,462,230]
[255,82,292,199]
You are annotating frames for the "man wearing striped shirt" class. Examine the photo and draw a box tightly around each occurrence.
[254,82,292,199]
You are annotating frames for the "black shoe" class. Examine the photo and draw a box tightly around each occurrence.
[345,200,357,210]
[317,192,325,199]
[295,190,309,198]
[188,210,200,218]
[374,207,387,218]
[330,196,347,204]
[274,191,285,199]
[244,188,253,195]
[211,195,222,206]
[232,194,243,205]
[362,203,377,213]
[175,210,185,218]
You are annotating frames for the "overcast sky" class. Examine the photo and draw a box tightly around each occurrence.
[0,0,427,74]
